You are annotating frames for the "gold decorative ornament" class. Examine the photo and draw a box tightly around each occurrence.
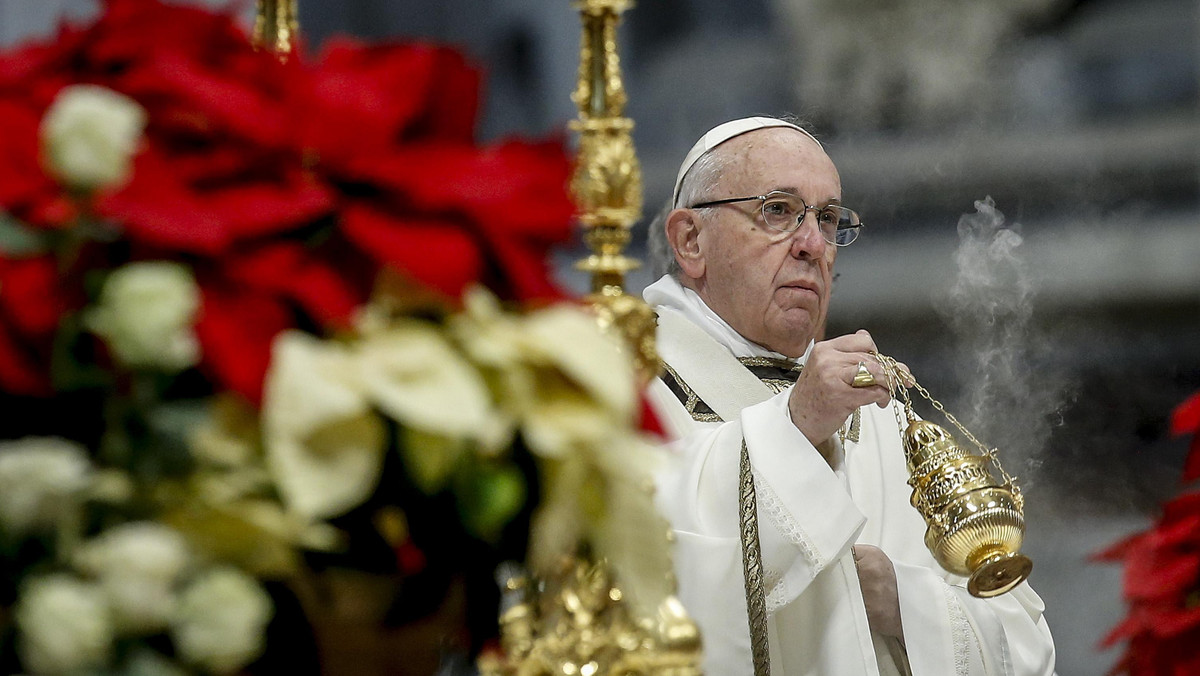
[872,353,1033,598]
[479,560,703,676]
[570,0,659,386]
[253,0,299,60]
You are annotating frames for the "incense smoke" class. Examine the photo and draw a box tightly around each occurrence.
[943,197,1071,488]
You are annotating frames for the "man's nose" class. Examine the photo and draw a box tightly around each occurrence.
[789,210,828,259]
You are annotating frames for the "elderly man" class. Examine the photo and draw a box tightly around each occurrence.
[644,117,1055,676]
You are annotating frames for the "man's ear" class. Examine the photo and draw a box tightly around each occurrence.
[665,208,705,279]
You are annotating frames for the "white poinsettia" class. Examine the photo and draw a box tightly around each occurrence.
[587,431,671,619]
[263,331,385,521]
[451,288,530,370]
[171,567,272,674]
[265,314,509,517]
[74,522,190,634]
[16,574,114,675]
[447,289,531,452]
[41,83,146,191]
[519,380,614,459]
[527,429,668,617]
[517,305,636,459]
[451,289,637,457]
[520,304,636,422]
[0,437,92,537]
[188,395,259,469]
[357,320,492,438]
[85,262,201,372]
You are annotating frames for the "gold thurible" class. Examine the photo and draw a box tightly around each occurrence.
[874,354,1033,598]
[569,0,659,386]
[253,0,299,61]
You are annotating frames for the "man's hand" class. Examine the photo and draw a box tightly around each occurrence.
[853,544,904,643]
[788,330,910,447]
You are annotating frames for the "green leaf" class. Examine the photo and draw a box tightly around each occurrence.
[0,212,49,256]
[50,314,113,392]
[399,427,467,494]
[143,400,209,477]
[457,463,526,543]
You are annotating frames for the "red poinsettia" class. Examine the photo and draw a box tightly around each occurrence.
[1173,393,1200,484]
[0,257,69,395]
[1099,391,1200,675]
[0,0,575,402]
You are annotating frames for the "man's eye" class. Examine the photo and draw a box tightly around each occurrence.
[818,209,839,226]
[764,201,797,217]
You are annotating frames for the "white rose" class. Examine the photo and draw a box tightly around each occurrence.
[171,567,273,674]
[41,84,146,191]
[85,261,201,372]
[15,574,113,675]
[75,522,191,634]
[0,437,91,537]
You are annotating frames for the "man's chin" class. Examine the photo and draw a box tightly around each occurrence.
[764,324,817,358]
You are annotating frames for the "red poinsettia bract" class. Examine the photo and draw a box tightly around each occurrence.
[1099,391,1200,675]
[0,0,575,403]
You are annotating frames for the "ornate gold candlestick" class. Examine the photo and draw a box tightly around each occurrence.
[253,0,299,60]
[874,353,1033,598]
[570,0,658,385]
[483,3,703,674]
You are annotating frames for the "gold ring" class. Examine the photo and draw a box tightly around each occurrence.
[851,361,876,388]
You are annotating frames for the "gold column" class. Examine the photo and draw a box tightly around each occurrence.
[570,0,659,385]
[253,0,299,60]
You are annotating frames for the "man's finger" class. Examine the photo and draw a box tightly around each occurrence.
[822,329,879,355]
[874,388,893,408]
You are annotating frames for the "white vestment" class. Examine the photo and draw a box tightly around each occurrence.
[644,275,1056,676]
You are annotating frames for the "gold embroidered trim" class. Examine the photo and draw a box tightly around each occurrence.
[759,378,795,396]
[839,408,862,444]
[737,356,803,395]
[660,357,802,423]
[736,356,802,370]
[739,439,771,676]
[661,362,724,423]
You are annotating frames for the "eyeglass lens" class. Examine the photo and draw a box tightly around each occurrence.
[761,193,860,246]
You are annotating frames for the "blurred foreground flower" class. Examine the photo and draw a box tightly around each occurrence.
[16,574,114,675]
[0,437,91,538]
[40,84,146,192]
[0,0,673,672]
[171,567,273,674]
[74,522,190,634]
[85,262,202,372]
[263,287,673,618]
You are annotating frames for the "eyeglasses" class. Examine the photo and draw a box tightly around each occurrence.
[689,190,863,246]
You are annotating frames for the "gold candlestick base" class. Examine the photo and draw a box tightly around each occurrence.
[479,558,703,676]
